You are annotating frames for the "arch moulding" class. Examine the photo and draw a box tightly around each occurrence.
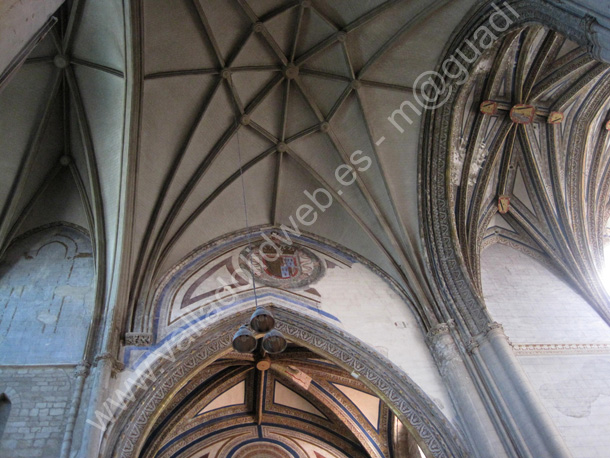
[102,307,468,458]
[420,0,610,335]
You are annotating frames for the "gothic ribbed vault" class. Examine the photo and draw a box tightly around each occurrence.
[3,1,610,458]
[126,0,483,333]
[449,25,610,322]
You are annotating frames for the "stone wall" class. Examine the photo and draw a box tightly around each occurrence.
[0,225,95,365]
[480,243,610,343]
[0,366,74,458]
[316,262,455,420]
[519,354,610,457]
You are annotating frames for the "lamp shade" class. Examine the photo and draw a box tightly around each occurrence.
[232,325,257,353]
[262,329,287,354]
[249,307,275,333]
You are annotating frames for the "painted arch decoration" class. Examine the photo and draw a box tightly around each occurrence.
[138,349,388,458]
[114,229,460,457]
[421,0,610,334]
[104,308,468,458]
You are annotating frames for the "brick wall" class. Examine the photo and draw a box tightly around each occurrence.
[0,224,95,456]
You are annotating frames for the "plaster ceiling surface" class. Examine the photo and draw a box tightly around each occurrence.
[4,2,610,457]
[17,0,610,335]
[129,0,479,316]
[0,0,127,304]
[0,1,608,333]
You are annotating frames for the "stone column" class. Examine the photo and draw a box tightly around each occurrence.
[427,321,507,458]
[471,323,571,458]
[60,361,90,458]
[78,352,123,458]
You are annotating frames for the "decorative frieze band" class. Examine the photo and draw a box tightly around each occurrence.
[105,309,469,458]
[124,332,153,346]
[513,343,610,356]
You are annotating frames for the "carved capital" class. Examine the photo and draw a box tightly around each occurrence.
[486,321,503,333]
[466,338,480,354]
[74,361,91,378]
[125,332,153,347]
[94,352,125,377]
[427,323,450,340]
[468,322,512,352]
[426,319,455,342]
[485,321,512,346]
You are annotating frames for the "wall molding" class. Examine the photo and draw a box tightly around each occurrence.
[513,343,610,356]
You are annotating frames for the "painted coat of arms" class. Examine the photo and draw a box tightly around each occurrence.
[240,236,324,288]
[498,195,510,214]
[261,244,300,279]
[509,104,535,124]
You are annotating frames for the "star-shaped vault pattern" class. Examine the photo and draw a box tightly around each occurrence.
[130,0,469,331]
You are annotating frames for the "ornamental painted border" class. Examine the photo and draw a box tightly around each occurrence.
[101,308,468,458]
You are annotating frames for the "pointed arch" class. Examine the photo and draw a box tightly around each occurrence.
[101,306,467,458]
[421,0,610,335]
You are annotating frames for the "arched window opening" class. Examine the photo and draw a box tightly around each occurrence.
[0,394,11,440]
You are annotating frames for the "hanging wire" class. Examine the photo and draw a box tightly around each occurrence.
[236,119,260,308]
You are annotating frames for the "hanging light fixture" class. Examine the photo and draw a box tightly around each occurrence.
[232,325,257,353]
[231,113,287,355]
[249,306,275,333]
[262,329,288,354]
